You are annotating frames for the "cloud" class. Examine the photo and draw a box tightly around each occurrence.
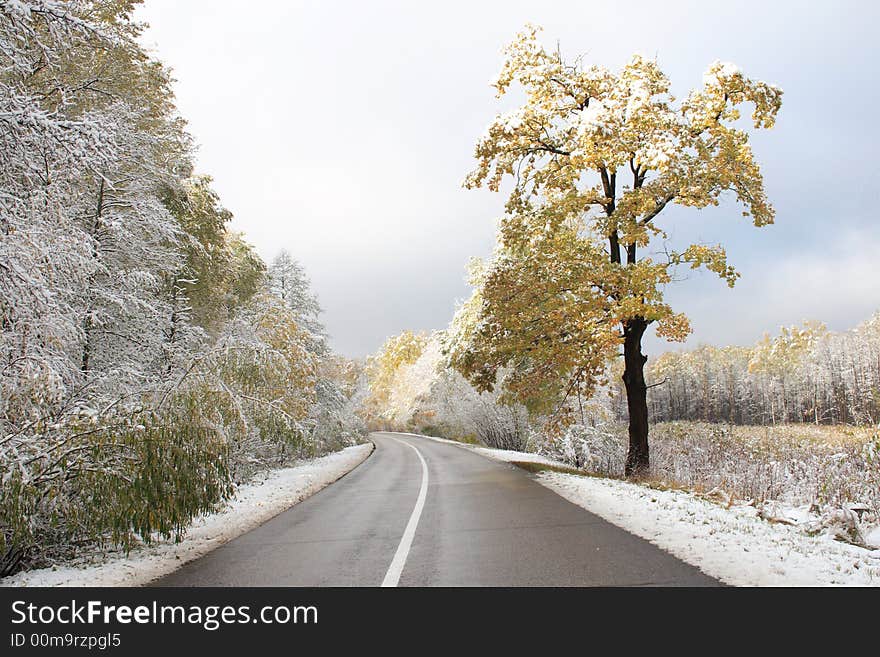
[137,1,880,357]
[646,227,880,354]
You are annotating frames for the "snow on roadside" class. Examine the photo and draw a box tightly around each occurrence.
[2,443,374,588]
[472,445,560,466]
[540,472,880,586]
[420,437,880,586]
[473,446,561,466]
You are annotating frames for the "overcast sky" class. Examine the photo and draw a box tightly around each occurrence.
[137,0,880,358]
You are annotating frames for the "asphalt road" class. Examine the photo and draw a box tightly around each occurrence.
[152,432,718,586]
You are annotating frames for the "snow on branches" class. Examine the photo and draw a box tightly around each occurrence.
[459,25,783,474]
[0,3,364,576]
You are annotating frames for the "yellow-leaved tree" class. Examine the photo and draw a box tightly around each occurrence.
[362,330,429,428]
[455,26,782,475]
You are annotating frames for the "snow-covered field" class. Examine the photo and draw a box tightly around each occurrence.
[1,443,373,587]
[466,442,880,586]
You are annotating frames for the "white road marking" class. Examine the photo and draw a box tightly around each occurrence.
[381,437,429,587]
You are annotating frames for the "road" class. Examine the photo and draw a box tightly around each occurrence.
[153,432,718,586]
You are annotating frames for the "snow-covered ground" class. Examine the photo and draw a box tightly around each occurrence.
[542,472,880,586]
[464,442,880,586]
[2,443,373,587]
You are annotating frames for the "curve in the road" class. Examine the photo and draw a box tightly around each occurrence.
[152,432,718,586]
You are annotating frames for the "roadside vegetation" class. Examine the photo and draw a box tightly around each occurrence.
[0,1,364,577]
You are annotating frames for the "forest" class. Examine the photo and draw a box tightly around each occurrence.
[0,1,364,576]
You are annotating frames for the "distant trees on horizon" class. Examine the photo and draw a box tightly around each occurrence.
[638,315,880,427]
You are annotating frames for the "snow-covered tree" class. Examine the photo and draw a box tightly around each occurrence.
[0,2,366,575]
[267,250,326,353]
[457,25,782,475]
[360,330,533,450]
[361,330,429,427]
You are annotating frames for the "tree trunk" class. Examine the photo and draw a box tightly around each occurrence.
[623,318,649,477]
[81,179,104,374]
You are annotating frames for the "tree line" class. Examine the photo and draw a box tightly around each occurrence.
[361,312,880,460]
[636,316,880,426]
[0,1,363,576]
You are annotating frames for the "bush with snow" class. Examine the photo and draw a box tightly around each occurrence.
[532,420,880,542]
